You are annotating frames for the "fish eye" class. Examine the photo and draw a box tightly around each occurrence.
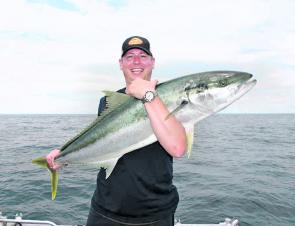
[218,79,228,87]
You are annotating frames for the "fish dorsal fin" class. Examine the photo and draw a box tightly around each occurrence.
[102,90,132,114]
[60,91,132,152]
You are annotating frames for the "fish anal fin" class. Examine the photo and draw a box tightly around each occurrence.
[185,125,195,158]
[99,157,120,179]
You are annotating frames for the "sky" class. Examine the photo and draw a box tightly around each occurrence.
[0,0,294,114]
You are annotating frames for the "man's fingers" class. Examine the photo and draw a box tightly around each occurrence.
[151,79,158,88]
[51,149,61,157]
[52,163,62,170]
[46,155,52,166]
[46,149,61,169]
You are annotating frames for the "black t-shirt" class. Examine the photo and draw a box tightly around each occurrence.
[91,89,179,223]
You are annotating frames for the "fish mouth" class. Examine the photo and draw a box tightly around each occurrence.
[219,72,257,99]
[235,76,257,99]
[210,74,257,114]
[247,78,257,88]
[238,75,257,90]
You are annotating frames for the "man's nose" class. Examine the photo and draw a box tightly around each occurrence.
[132,55,141,64]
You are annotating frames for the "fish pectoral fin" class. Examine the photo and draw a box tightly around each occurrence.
[185,125,195,158]
[100,157,120,179]
[165,99,189,120]
[32,157,59,200]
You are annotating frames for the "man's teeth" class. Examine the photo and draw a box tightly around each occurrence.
[131,69,143,73]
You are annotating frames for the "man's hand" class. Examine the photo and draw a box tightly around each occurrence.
[126,78,158,99]
[46,149,62,170]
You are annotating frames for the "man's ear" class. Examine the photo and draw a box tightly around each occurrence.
[119,58,123,70]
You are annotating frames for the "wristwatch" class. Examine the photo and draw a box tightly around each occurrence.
[142,90,157,103]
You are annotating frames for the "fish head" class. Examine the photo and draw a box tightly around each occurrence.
[183,71,257,116]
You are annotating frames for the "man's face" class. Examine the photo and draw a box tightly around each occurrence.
[119,48,155,85]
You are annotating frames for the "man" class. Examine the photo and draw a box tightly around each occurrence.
[46,36,187,226]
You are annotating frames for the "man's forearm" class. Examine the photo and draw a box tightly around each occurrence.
[144,96,187,157]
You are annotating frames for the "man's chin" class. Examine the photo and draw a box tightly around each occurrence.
[131,73,144,79]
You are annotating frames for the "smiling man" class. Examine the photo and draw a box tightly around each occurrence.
[86,36,187,226]
[46,36,187,226]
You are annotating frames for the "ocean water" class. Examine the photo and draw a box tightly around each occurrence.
[0,114,294,226]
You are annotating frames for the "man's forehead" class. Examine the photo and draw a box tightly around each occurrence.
[125,48,148,55]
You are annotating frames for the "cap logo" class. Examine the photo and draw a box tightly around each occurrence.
[128,37,143,46]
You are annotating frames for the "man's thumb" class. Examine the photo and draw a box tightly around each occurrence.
[152,79,159,87]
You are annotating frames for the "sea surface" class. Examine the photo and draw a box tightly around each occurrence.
[0,114,294,226]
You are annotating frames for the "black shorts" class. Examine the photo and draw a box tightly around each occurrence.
[86,207,174,226]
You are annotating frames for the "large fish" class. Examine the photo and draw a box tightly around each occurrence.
[32,71,256,200]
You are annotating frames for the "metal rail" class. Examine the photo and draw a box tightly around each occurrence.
[1,211,238,226]
[0,219,57,226]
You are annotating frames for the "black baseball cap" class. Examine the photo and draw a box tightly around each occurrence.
[121,36,153,57]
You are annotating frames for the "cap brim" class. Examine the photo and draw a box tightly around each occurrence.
[121,46,153,57]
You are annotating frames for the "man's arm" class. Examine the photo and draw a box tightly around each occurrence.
[126,78,187,158]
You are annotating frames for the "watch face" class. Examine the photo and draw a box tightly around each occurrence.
[146,91,154,101]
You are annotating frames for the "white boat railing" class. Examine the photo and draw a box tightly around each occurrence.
[0,211,239,226]
[0,212,57,226]
[175,217,239,226]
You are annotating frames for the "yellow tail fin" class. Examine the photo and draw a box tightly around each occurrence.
[32,157,59,200]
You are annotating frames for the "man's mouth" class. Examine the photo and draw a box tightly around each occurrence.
[131,68,144,74]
